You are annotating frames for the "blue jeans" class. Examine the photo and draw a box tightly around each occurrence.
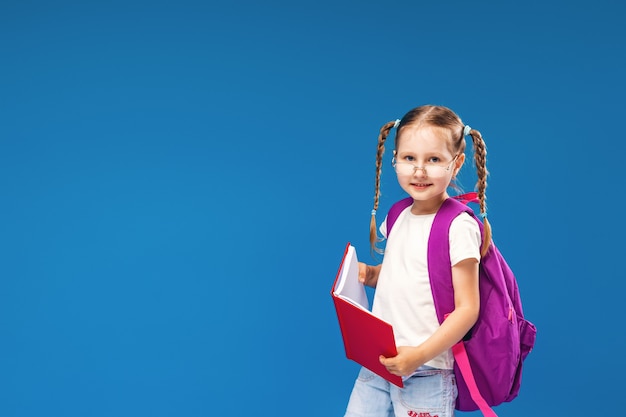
[344,366,457,417]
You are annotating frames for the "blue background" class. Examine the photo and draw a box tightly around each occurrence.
[1,1,624,416]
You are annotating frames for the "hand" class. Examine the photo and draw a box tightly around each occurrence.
[358,262,380,288]
[379,346,422,376]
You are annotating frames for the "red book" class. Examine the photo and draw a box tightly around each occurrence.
[331,243,403,388]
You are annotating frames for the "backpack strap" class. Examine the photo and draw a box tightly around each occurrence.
[452,191,479,205]
[431,199,498,417]
[428,197,482,322]
[452,342,499,417]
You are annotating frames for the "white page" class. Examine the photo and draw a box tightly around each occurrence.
[333,245,369,311]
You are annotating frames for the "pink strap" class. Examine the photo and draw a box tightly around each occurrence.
[452,342,498,417]
[452,192,480,205]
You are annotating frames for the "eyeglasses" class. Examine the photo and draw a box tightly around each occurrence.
[392,156,458,177]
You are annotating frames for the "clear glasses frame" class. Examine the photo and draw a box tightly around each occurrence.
[391,155,458,177]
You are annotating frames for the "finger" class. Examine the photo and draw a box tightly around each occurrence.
[358,264,367,283]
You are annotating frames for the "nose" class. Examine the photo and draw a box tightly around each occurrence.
[412,166,427,177]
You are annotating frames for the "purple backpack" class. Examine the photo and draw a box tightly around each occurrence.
[386,194,537,416]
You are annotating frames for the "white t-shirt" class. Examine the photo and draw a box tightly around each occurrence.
[371,204,481,369]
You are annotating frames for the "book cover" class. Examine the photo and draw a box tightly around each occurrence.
[331,243,403,388]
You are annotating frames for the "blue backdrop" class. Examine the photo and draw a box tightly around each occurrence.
[2,1,624,416]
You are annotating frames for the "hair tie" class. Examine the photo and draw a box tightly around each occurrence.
[479,211,487,219]
[393,119,401,129]
[371,209,377,216]
[463,125,472,136]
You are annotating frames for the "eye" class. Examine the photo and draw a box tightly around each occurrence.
[428,156,442,164]
[403,155,416,162]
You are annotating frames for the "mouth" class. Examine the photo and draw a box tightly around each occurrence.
[411,182,432,188]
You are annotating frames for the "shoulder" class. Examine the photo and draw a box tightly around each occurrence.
[450,212,481,239]
[379,205,412,238]
[451,211,479,229]
[449,212,482,255]
[449,212,481,265]
[383,197,414,237]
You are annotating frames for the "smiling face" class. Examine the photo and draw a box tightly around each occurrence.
[394,124,465,214]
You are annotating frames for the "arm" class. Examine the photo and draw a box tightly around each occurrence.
[379,258,480,376]
[358,262,381,288]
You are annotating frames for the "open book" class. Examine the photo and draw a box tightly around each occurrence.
[331,243,403,388]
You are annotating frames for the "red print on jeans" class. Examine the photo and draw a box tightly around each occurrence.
[407,412,438,417]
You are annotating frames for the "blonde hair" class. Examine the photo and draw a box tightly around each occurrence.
[370,105,492,256]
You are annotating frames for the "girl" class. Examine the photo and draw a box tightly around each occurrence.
[344,105,491,417]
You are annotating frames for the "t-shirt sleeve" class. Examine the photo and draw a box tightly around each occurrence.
[449,212,481,266]
[378,216,388,239]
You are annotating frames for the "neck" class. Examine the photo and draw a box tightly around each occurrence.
[410,193,448,215]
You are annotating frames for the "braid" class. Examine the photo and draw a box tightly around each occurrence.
[468,128,492,256]
[370,120,396,254]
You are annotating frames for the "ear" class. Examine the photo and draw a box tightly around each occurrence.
[453,153,465,177]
